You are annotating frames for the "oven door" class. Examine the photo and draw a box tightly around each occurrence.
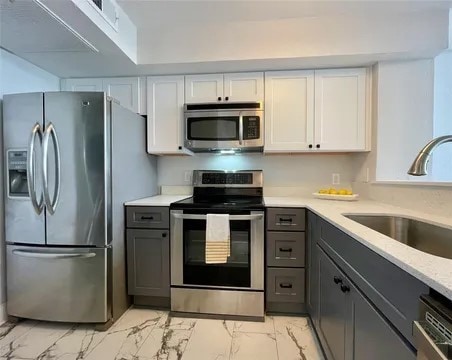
[170,209,264,290]
[184,111,263,151]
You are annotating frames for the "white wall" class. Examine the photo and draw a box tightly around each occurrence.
[157,154,354,192]
[432,51,452,181]
[138,10,449,65]
[0,49,60,322]
[375,60,435,181]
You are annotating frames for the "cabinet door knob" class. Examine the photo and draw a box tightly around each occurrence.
[225,96,229,101]
[178,146,182,150]
[316,144,320,149]
[162,233,167,238]
[308,144,313,149]
[333,276,343,284]
[340,284,350,293]
[217,97,222,101]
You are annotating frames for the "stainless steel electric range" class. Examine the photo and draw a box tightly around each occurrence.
[170,170,265,320]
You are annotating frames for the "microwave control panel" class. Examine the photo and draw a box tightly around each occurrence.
[243,116,260,140]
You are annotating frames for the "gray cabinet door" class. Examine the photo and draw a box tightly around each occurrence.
[346,281,415,360]
[306,211,320,327]
[318,247,347,360]
[127,229,170,297]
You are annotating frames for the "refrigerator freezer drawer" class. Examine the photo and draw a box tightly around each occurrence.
[6,245,109,323]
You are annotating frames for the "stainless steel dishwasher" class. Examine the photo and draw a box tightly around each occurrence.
[413,294,452,359]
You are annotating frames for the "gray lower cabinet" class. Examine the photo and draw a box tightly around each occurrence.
[126,229,170,297]
[126,206,171,307]
[318,247,415,360]
[306,211,319,327]
[266,207,306,313]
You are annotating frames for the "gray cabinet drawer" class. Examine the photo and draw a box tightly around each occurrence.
[267,268,305,303]
[267,208,305,231]
[267,232,305,267]
[126,206,169,229]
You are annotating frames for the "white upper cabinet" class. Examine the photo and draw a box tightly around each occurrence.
[264,70,315,152]
[185,72,264,103]
[147,76,187,155]
[264,68,369,153]
[185,74,224,103]
[223,72,264,102]
[103,77,141,114]
[63,78,103,92]
[62,77,142,114]
[314,68,367,151]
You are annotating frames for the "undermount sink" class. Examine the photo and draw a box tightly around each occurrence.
[344,214,452,260]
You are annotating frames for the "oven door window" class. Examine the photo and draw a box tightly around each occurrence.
[187,117,239,141]
[183,216,251,288]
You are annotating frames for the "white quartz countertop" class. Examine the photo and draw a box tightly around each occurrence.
[265,196,452,300]
[125,195,191,207]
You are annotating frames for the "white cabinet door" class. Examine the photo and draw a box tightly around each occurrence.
[223,72,264,102]
[62,78,103,92]
[103,77,140,114]
[147,76,186,154]
[184,74,224,103]
[264,70,315,152]
[314,68,367,151]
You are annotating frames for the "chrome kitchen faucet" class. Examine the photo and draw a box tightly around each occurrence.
[407,135,452,176]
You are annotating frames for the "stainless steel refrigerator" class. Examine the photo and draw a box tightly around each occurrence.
[3,92,157,326]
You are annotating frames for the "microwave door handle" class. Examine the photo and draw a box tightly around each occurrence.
[239,113,244,145]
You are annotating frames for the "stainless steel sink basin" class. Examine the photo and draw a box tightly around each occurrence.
[344,214,452,260]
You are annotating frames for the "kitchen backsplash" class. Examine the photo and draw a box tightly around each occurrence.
[353,181,452,218]
[157,154,354,190]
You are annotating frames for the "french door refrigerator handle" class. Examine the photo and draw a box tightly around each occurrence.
[12,249,96,259]
[27,123,44,215]
[42,122,61,215]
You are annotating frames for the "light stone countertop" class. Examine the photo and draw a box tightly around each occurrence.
[265,196,452,301]
[125,195,191,206]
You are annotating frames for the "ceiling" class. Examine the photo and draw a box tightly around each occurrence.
[118,0,452,28]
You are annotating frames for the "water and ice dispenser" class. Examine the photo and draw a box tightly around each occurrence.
[7,150,29,197]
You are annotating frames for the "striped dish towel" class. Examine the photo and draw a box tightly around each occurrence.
[205,214,230,264]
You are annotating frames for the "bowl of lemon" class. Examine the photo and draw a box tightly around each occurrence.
[313,188,359,201]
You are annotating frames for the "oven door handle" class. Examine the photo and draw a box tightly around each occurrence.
[172,213,263,221]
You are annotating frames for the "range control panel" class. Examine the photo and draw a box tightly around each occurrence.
[202,172,253,185]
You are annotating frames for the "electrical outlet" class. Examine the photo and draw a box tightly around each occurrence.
[184,171,192,183]
[332,173,340,185]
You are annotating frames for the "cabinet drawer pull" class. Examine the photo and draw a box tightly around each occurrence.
[279,217,293,222]
[140,216,154,220]
[333,276,343,285]
[279,247,293,252]
[279,283,293,289]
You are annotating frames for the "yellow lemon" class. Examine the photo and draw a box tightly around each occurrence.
[346,190,353,195]
[318,189,328,194]
[329,188,338,195]
[338,189,347,195]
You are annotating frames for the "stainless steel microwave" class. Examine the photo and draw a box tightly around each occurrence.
[184,102,264,153]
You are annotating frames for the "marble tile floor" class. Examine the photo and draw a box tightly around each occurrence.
[0,307,324,360]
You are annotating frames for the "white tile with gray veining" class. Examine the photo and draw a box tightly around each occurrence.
[0,309,324,360]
